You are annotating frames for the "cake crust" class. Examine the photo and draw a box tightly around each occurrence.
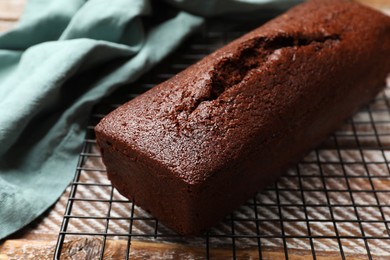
[95,0,390,235]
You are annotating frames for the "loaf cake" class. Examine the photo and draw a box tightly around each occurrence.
[95,0,390,235]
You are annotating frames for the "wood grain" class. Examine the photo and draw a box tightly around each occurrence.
[0,0,389,259]
[356,0,390,15]
[0,0,25,32]
[0,237,373,259]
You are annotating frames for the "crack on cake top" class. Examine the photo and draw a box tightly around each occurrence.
[186,33,341,115]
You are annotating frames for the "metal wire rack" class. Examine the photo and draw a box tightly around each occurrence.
[53,19,390,259]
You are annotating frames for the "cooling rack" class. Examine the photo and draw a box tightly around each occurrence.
[53,20,390,259]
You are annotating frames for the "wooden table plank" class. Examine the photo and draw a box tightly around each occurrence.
[357,0,390,15]
[0,0,24,19]
[0,237,374,259]
[0,0,25,32]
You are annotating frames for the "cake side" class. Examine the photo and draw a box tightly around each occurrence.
[95,0,390,235]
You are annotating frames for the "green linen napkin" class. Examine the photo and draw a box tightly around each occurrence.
[0,0,299,240]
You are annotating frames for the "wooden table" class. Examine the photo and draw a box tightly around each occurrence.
[0,0,24,32]
[0,0,389,259]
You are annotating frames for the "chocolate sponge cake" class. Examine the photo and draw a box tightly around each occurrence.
[95,0,390,235]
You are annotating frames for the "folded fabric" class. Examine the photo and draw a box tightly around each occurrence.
[0,0,300,240]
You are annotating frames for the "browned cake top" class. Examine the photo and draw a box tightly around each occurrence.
[96,0,390,184]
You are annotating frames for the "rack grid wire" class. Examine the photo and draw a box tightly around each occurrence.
[53,21,390,259]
